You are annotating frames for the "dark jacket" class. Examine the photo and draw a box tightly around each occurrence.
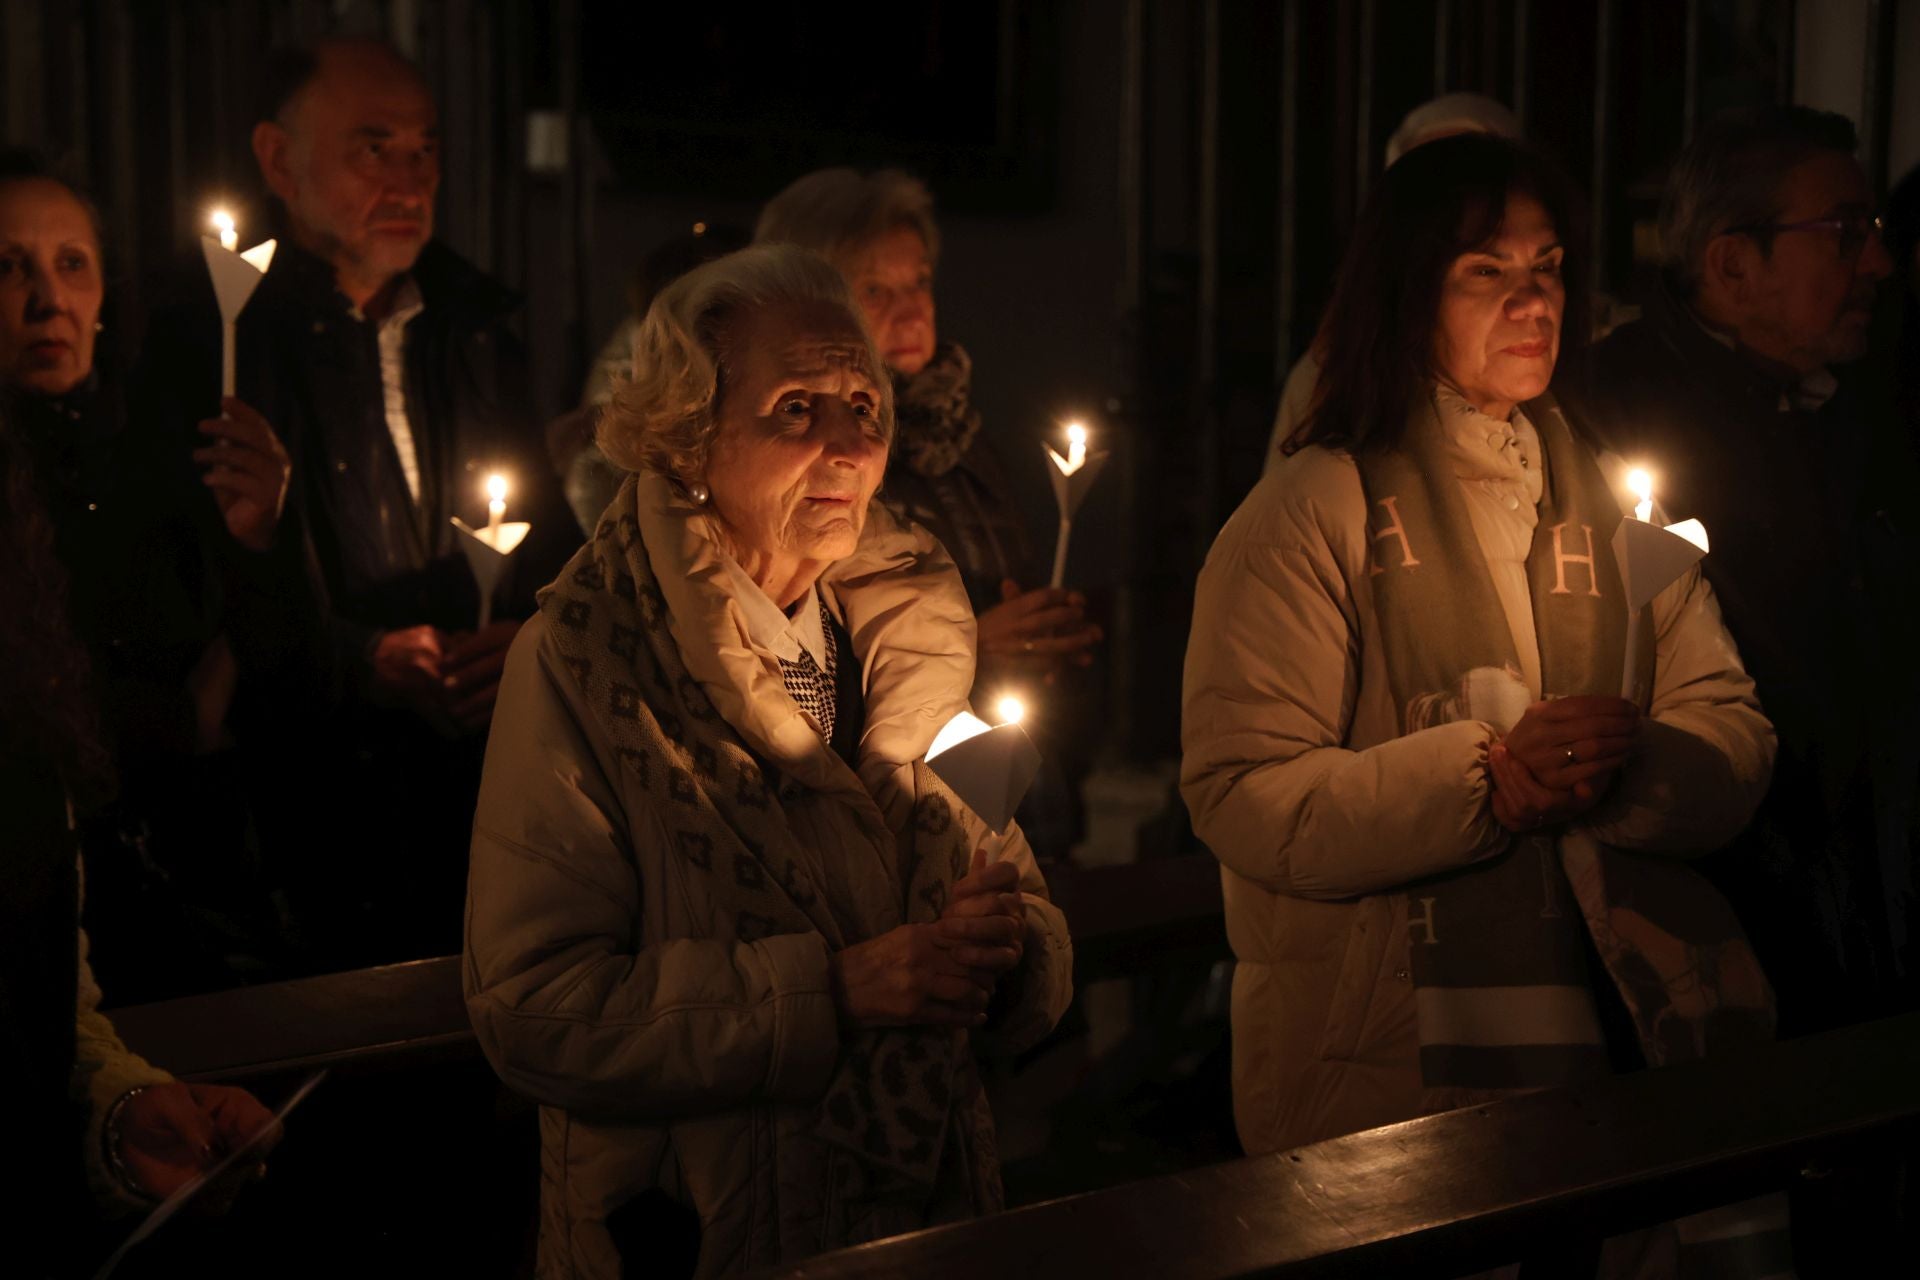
[135,238,577,694]
[132,238,578,964]
[13,377,312,999]
[1564,279,1920,1029]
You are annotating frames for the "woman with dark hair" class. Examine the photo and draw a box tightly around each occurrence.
[0,151,302,1000]
[0,412,276,1276]
[1181,135,1776,1164]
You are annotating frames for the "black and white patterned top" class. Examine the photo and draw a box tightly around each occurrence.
[778,594,840,742]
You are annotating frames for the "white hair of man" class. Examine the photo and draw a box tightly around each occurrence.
[598,243,895,484]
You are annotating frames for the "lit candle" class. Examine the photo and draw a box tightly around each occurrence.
[1046,421,1098,589]
[1615,463,1710,699]
[1628,467,1654,524]
[202,208,275,403]
[925,698,1043,834]
[486,473,509,540]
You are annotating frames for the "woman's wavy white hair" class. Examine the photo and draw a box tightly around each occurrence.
[598,243,894,484]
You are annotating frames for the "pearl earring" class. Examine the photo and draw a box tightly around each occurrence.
[688,481,710,506]
[93,321,104,333]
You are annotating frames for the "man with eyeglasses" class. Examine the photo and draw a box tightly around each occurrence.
[1569,104,1915,1045]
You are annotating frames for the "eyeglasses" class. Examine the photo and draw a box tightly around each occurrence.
[1727,212,1886,260]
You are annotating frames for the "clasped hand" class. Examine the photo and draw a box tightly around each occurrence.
[829,848,1027,1030]
[1488,695,1641,833]
[117,1082,278,1212]
[370,620,521,733]
[977,578,1102,684]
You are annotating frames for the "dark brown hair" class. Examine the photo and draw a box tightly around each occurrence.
[1287,133,1589,457]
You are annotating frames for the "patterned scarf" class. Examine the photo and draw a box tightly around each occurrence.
[1355,391,1774,1092]
[539,477,996,1249]
[892,343,982,479]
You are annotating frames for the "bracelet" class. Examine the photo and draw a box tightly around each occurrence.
[102,1085,161,1204]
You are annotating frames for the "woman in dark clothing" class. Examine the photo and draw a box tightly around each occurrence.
[755,168,1102,856]
[0,152,301,1000]
[0,402,276,1277]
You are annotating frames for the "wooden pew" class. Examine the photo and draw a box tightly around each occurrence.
[779,1013,1920,1279]
[108,853,1226,1082]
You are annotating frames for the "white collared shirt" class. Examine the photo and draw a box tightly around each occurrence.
[721,554,830,668]
[353,276,428,503]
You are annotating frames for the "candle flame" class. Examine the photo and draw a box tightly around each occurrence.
[486,473,509,503]
[993,695,1026,726]
[1050,421,1091,476]
[1627,467,1654,523]
[211,208,238,252]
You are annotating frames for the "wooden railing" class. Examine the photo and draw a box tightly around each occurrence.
[108,853,1226,1081]
[780,1013,1920,1279]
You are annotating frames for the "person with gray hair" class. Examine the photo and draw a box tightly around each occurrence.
[464,243,1072,1277]
[1565,106,1917,1050]
[758,167,1101,859]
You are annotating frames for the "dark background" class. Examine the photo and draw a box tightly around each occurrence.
[3,0,1913,778]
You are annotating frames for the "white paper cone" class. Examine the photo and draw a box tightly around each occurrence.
[1612,517,1709,699]
[1612,517,1709,614]
[927,721,1042,834]
[202,236,276,404]
[453,517,532,629]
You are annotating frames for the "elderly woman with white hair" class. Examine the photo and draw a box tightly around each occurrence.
[463,244,1073,1278]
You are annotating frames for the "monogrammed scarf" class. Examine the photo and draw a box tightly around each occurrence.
[1356,391,1774,1093]
[539,477,997,1249]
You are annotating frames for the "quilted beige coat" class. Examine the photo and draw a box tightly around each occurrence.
[465,475,1073,1277]
[1182,395,1774,1156]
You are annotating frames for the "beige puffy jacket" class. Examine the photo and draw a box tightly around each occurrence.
[465,481,1073,1278]
[1182,394,1774,1157]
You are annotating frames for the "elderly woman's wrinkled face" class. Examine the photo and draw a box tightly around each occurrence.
[704,300,889,575]
[1433,191,1564,419]
[849,225,936,376]
[0,178,104,398]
